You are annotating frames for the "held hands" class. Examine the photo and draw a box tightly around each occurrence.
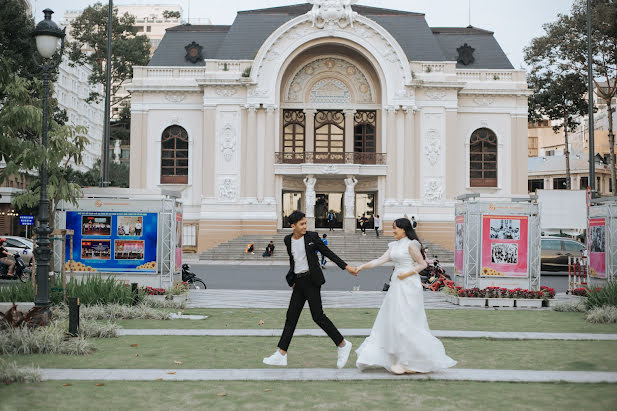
[345,265,359,276]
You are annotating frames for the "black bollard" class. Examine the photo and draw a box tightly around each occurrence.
[131,283,139,306]
[68,297,80,336]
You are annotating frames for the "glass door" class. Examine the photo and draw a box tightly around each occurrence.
[282,192,303,228]
[315,193,343,229]
[355,193,376,229]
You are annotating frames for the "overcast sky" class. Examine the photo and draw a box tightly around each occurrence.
[34,0,573,69]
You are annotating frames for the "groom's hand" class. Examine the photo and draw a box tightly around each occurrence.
[345,265,358,276]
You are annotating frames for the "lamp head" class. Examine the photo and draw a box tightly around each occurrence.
[32,9,65,59]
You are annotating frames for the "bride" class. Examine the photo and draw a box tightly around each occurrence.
[354,217,457,374]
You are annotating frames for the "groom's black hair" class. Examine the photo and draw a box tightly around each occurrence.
[288,210,305,226]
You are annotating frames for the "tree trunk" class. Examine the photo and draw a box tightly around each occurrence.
[564,116,571,190]
[607,101,616,196]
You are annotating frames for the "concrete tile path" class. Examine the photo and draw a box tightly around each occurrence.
[117,328,617,341]
[37,368,617,383]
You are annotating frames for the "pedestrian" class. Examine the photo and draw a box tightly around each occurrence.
[262,210,358,368]
[328,211,335,231]
[245,243,255,254]
[263,241,275,257]
[374,214,381,237]
[321,234,328,268]
[360,214,367,235]
[0,238,16,276]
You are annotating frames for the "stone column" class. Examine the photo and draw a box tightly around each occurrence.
[344,109,356,163]
[129,110,145,188]
[304,109,316,162]
[343,175,358,233]
[396,108,405,202]
[264,105,276,199]
[385,106,397,202]
[304,175,316,230]
[403,106,416,199]
[257,107,266,202]
[245,105,258,198]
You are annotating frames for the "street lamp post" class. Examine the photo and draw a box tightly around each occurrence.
[31,9,65,311]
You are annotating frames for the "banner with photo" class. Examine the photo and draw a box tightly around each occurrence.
[65,211,158,273]
[454,215,464,274]
[481,215,529,278]
[589,218,606,278]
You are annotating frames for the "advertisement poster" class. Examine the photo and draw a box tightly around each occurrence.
[65,211,158,273]
[175,212,182,272]
[454,215,464,274]
[589,218,606,278]
[481,215,529,277]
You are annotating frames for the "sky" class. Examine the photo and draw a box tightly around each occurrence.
[33,0,574,69]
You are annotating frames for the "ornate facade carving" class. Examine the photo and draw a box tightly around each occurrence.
[219,123,236,162]
[425,90,446,100]
[307,0,359,29]
[214,87,238,97]
[286,57,373,103]
[304,176,317,218]
[344,176,358,217]
[423,178,443,201]
[164,93,185,103]
[218,177,237,201]
[473,97,494,106]
[424,129,441,166]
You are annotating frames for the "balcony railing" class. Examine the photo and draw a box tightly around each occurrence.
[275,152,386,165]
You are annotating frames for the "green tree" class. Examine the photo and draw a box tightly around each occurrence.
[162,10,181,19]
[72,159,129,188]
[528,72,589,189]
[0,59,89,229]
[525,0,617,194]
[68,2,151,108]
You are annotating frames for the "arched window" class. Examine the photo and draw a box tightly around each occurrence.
[282,110,305,163]
[314,110,344,163]
[470,128,497,187]
[161,125,189,184]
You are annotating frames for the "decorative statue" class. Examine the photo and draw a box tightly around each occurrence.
[304,176,317,218]
[344,176,357,218]
[307,0,359,28]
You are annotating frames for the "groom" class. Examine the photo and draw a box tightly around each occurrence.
[263,210,358,368]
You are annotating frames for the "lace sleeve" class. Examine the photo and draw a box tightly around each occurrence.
[358,248,391,270]
[408,240,428,274]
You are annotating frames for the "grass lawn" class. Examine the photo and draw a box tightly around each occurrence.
[7,336,617,371]
[116,308,617,334]
[0,381,615,410]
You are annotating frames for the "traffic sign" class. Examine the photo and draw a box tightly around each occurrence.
[19,215,34,226]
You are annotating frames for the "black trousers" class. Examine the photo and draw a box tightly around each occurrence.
[278,275,344,351]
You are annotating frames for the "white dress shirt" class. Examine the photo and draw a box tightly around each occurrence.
[291,236,309,273]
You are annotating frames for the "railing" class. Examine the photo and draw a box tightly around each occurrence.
[275,152,386,165]
[456,70,525,82]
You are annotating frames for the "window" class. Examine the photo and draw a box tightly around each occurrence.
[282,110,305,154]
[541,239,561,251]
[553,178,567,189]
[353,111,376,163]
[563,240,583,252]
[161,125,189,184]
[528,179,544,192]
[314,110,344,163]
[469,128,497,187]
[581,176,589,189]
[146,26,152,32]
[182,225,197,247]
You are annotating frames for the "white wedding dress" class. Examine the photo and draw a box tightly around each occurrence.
[356,237,457,372]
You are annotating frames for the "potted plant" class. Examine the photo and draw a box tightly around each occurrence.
[514,289,544,308]
[457,287,486,307]
[441,285,459,304]
[485,287,515,308]
[144,286,167,302]
[540,286,556,307]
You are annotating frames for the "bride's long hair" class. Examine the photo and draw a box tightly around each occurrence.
[394,218,426,259]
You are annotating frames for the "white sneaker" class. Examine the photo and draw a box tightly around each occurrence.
[263,350,287,366]
[336,340,352,369]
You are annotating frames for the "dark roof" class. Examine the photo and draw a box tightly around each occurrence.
[148,3,512,69]
[432,26,513,69]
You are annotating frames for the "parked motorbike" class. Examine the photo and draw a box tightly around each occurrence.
[182,263,206,290]
[420,255,451,291]
[0,253,31,283]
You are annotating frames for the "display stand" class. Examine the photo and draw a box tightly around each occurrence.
[454,194,541,291]
[588,197,617,285]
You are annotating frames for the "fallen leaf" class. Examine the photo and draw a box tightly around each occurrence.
[63,383,72,387]
[173,360,183,365]
[130,344,138,347]
[167,372,176,375]
[95,383,104,387]
[156,378,163,381]
[217,392,227,397]
[258,320,264,325]
[264,389,272,392]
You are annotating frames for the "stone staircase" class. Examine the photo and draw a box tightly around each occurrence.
[199,230,454,264]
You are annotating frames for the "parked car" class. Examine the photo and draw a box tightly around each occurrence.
[541,237,585,272]
[2,236,34,265]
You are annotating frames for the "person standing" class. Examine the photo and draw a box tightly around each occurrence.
[263,210,357,368]
[360,214,367,236]
[374,215,381,237]
[135,220,142,236]
[320,233,328,268]
[328,211,335,231]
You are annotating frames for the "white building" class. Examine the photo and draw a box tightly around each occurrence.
[127,2,530,252]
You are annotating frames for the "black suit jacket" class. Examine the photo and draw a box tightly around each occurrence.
[284,231,347,287]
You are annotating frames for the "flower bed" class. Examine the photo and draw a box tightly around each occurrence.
[446,285,556,308]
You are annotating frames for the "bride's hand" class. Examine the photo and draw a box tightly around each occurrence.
[397,271,415,280]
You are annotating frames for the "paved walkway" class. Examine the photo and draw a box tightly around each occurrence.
[187,289,578,309]
[37,368,617,383]
[117,328,617,341]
